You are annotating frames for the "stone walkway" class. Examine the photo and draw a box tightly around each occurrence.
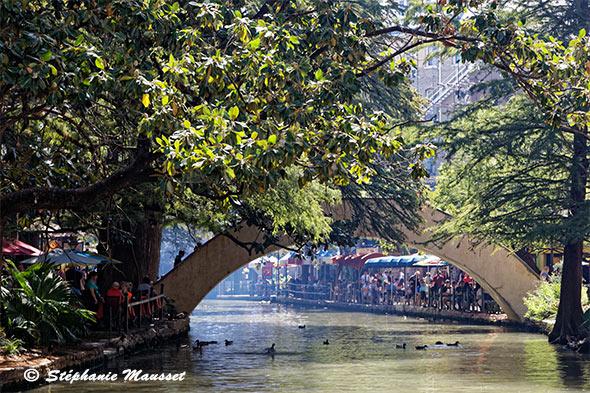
[274,296,512,325]
[0,318,189,391]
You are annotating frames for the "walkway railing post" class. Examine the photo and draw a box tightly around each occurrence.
[138,297,142,329]
[124,295,129,333]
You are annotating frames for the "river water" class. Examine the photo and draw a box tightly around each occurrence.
[32,299,590,392]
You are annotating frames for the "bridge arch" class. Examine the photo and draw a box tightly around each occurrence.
[158,203,540,322]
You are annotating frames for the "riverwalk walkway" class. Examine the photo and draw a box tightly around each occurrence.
[0,318,189,391]
[273,296,511,325]
[217,294,513,325]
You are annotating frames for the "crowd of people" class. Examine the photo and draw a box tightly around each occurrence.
[3,262,163,330]
[273,266,498,314]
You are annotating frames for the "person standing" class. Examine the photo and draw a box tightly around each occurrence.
[541,266,551,281]
[174,250,185,268]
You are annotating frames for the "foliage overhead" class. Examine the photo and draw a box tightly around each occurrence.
[1,0,590,251]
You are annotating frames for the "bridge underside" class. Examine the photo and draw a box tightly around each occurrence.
[158,203,540,322]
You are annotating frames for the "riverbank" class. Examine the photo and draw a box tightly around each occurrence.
[216,294,541,329]
[0,318,189,392]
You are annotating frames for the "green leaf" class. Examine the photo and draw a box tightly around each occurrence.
[268,135,277,144]
[49,64,57,76]
[251,131,258,140]
[40,50,52,61]
[183,119,191,128]
[580,28,586,38]
[315,69,323,81]
[229,106,239,120]
[74,35,84,46]
[162,95,169,105]
[289,36,300,45]
[94,57,105,70]
[248,38,261,50]
[172,2,180,12]
[142,94,150,107]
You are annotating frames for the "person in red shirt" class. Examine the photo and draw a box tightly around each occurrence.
[106,281,122,303]
[433,270,445,288]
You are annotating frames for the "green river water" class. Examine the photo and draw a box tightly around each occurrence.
[31,299,590,392]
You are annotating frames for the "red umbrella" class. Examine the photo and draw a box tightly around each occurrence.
[2,238,42,256]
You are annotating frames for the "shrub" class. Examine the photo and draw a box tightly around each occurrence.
[524,275,589,322]
[1,262,96,347]
[0,329,25,356]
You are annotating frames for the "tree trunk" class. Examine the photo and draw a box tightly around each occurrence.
[99,208,162,289]
[549,128,588,343]
[549,241,584,343]
[0,218,5,329]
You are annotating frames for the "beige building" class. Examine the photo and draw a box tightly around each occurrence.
[411,46,481,122]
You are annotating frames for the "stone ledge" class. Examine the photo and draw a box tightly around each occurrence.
[0,317,190,392]
[274,296,519,326]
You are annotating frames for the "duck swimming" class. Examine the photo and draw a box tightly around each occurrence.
[193,340,217,349]
[446,341,460,346]
[225,340,233,346]
[435,341,444,345]
[415,345,428,350]
[323,340,329,345]
[298,325,306,329]
[396,343,406,349]
[265,343,276,354]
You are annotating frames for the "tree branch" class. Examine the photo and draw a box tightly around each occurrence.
[0,141,159,218]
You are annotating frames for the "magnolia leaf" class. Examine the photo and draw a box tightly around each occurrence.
[315,69,323,80]
[40,50,52,61]
[248,38,261,50]
[229,106,239,120]
[95,57,105,70]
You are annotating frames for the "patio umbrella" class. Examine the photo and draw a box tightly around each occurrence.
[72,250,122,264]
[2,238,42,256]
[412,255,449,267]
[20,248,102,266]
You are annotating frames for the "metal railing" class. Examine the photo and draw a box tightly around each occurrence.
[282,283,331,300]
[424,62,475,118]
[260,280,498,314]
[104,284,166,333]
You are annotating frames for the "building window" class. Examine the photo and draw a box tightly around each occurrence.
[426,46,438,67]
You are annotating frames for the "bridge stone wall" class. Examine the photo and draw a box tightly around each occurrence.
[158,203,540,322]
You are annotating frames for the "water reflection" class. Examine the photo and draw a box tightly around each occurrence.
[31,300,590,393]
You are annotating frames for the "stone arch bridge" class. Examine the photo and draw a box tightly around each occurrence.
[158,202,540,322]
